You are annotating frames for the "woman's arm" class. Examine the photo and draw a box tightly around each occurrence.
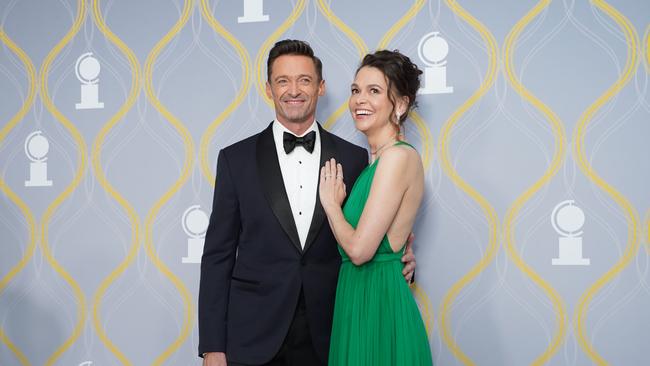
[319,148,412,265]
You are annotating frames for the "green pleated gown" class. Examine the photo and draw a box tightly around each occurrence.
[328,142,433,366]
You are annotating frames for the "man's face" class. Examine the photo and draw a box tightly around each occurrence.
[266,55,325,128]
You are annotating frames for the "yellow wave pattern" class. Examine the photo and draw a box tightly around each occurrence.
[573,2,640,365]
[38,0,88,364]
[643,25,650,254]
[643,25,650,74]
[645,209,649,254]
[142,0,195,364]
[411,281,434,335]
[503,1,569,364]
[89,1,142,364]
[316,0,368,130]
[199,0,253,185]
[0,330,28,366]
[317,0,367,59]
[437,1,499,365]
[254,0,306,106]
[0,28,37,366]
[376,0,426,51]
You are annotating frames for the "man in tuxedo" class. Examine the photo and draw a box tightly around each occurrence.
[199,39,415,366]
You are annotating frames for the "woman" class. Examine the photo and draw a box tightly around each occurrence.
[319,50,432,365]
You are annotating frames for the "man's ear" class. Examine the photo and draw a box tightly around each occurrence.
[318,79,326,96]
[266,81,273,99]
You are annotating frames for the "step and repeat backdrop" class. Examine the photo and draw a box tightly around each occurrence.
[1,0,649,365]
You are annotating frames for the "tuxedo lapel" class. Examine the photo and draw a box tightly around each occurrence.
[256,123,302,253]
[303,124,337,254]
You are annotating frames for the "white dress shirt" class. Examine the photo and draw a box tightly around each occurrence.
[272,120,321,249]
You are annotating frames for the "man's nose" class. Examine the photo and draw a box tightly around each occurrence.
[287,81,300,96]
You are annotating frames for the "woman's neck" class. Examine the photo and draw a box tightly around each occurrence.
[368,127,399,158]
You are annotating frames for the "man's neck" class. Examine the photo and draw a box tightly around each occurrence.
[276,119,316,136]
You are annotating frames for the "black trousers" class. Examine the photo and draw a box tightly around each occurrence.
[229,290,323,366]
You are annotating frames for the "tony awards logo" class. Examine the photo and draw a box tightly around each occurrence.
[24,131,53,187]
[417,32,453,95]
[182,205,209,264]
[75,52,104,110]
[551,200,590,265]
[238,0,269,23]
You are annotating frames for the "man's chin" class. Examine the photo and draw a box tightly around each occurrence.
[282,116,313,125]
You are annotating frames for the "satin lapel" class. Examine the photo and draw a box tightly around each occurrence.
[256,123,302,253]
[303,123,337,254]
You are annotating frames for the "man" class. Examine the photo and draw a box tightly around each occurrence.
[199,40,415,366]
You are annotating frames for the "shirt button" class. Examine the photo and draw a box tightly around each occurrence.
[300,185,303,189]
[299,212,302,215]
[299,161,302,164]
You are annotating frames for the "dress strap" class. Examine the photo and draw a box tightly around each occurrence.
[394,140,415,149]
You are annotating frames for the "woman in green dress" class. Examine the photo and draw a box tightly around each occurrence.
[319,50,432,365]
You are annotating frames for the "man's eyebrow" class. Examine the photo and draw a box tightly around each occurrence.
[273,74,313,82]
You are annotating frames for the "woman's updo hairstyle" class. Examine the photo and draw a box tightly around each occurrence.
[356,50,422,126]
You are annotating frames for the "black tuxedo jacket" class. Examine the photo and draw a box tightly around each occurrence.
[198,122,368,364]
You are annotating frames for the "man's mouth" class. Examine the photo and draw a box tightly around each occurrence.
[284,98,305,105]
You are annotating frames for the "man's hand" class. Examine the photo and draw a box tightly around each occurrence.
[401,233,416,283]
[203,352,227,366]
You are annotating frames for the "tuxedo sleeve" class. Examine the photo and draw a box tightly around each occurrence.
[198,149,240,356]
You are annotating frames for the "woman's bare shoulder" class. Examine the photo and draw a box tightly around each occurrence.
[379,144,422,168]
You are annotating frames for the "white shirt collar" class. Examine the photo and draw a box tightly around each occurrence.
[273,119,318,137]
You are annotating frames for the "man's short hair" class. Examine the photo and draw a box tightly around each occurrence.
[267,39,323,81]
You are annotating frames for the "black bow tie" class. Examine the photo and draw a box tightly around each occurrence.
[283,131,316,154]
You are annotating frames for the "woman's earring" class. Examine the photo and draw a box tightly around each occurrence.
[395,112,401,123]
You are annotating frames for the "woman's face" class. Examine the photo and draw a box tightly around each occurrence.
[348,66,396,134]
